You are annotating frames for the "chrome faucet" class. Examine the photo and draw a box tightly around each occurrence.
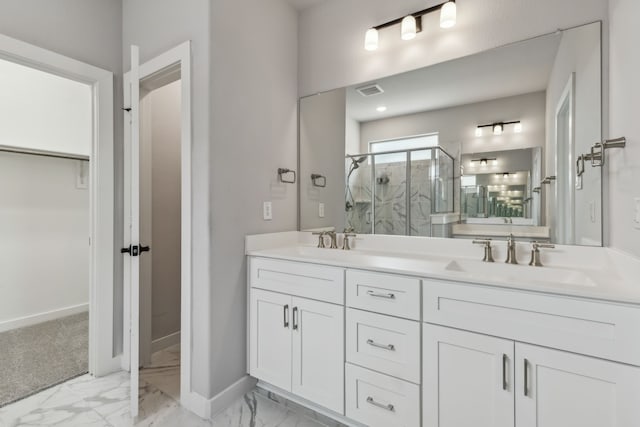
[529,241,555,267]
[505,234,518,264]
[473,239,495,262]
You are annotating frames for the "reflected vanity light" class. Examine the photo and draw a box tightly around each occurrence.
[476,120,522,136]
[376,105,387,112]
[470,157,497,167]
[401,15,417,40]
[364,28,379,51]
[364,0,456,51]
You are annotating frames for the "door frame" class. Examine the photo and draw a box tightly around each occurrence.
[554,73,576,244]
[122,41,194,410]
[0,33,117,376]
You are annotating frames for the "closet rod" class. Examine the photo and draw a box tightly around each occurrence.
[0,145,89,161]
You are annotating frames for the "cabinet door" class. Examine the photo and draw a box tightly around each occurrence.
[516,343,640,427]
[423,324,515,427]
[292,297,344,414]
[249,289,292,391]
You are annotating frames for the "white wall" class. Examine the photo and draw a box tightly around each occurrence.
[149,81,182,342]
[0,58,92,156]
[298,0,608,96]
[0,153,89,330]
[608,0,640,258]
[209,0,298,398]
[300,89,346,231]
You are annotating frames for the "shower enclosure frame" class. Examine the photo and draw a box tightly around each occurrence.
[346,146,455,236]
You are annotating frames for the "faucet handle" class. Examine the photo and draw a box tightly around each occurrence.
[312,231,327,248]
[342,232,357,250]
[472,239,495,262]
[529,241,555,266]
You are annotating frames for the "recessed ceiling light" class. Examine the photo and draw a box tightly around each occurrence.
[376,106,387,112]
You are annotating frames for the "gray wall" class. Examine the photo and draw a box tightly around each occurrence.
[298,0,608,96]
[0,0,124,352]
[609,0,640,258]
[208,0,298,398]
[149,81,182,342]
[300,88,346,231]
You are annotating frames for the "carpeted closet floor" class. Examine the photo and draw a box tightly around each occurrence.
[0,311,88,407]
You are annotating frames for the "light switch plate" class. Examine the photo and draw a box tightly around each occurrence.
[263,201,272,221]
[319,203,325,218]
[634,198,640,230]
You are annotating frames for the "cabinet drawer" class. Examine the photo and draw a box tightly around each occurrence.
[346,363,420,427]
[249,257,344,304]
[346,270,421,320]
[346,309,420,383]
[423,279,640,366]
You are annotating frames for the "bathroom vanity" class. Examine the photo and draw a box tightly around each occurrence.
[246,232,640,427]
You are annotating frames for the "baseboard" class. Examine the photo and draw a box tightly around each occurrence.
[181,390,211,419]
[209,375,257,418]
[0,303,88,333]
[151,331,181,353]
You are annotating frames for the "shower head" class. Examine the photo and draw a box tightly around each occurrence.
[348,155,367,170]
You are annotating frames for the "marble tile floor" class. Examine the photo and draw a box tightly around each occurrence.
[0,368,339,426]
[139,344,181,401]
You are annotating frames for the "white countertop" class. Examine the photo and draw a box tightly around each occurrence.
[246,232,640,305]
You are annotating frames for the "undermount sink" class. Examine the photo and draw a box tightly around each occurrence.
[444,259,598,288]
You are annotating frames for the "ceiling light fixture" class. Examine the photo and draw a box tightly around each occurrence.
[376,105,387,112]
[476,120,522,136]
[440,1,457,28]
[470,157,497,166]
[364,0,456,51]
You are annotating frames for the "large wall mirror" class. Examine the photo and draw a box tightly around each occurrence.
[299,22,602,246]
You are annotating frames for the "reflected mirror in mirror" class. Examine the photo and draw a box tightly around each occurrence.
[299,21,602,246]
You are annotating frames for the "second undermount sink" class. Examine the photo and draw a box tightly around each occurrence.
[444,259,598,288]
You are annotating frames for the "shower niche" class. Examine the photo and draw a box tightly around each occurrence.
[345,146,454,236]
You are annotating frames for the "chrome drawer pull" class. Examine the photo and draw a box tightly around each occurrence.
[366,339,395,351]
[366,290,395,299]
[366,396,395,412]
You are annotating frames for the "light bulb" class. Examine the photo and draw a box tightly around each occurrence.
[376,106,387,112]
[401,15,417,41]
[364,28,379,51]
[440,1,457,29]
[514,122,523,133]
[475,127,483,137]
[493,123,504,135]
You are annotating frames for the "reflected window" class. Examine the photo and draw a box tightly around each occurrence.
[369,133,439,164]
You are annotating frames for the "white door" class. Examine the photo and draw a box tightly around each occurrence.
[292,297,344,413]
[123,45,144,418]
[249,289,292,391]
[423,324,515,427]
[516,343,640,427]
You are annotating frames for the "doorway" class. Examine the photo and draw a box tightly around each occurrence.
[0,33,116,407]
[138,77,183,401]
[122,42,192,418]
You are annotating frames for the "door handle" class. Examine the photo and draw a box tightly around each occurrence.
[292,307,299,330]
[120,244,150,257]
[283,305,289,328]
[524,358,529,396]
[502,354,508,390]
[366,290,395,299]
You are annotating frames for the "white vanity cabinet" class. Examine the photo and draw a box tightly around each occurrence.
[422,279,640,427]
[248,258,345,414]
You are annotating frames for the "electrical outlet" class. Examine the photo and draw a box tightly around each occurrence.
[319,203,325,218]
[634,198,640,230]
[263,201,272,221]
